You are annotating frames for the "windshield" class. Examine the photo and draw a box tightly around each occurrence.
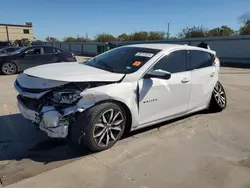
[84,47,160,74]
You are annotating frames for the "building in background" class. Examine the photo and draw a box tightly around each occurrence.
[0,22,34,42]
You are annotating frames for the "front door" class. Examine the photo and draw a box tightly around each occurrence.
[138,50,191,126]
[187,50,218,111]
[18,47,43,70]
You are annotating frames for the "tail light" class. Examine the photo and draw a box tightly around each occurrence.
[71,53,75,57]
[214,56,220,71]
[215,57,220,66]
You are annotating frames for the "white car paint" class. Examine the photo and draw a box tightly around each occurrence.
[15,43,219,138]
[188,66,218,111]
[24,62,125,82]
[138,71,191,125]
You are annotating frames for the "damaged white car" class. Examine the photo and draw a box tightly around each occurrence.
[15,44,227,151]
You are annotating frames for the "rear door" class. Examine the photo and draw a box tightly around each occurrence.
[188,50,217,111]
[41,47,60,65]
[138,50,192,125]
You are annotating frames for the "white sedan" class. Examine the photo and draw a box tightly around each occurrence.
[15,44,227,151]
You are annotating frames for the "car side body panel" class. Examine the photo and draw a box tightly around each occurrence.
[188,66,218,111]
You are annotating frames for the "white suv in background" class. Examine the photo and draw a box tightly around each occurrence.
[15,44,227,151]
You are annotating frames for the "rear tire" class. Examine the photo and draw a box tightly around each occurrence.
[69,102,126,152]
[209,81,227,112]
[1,62,17,75]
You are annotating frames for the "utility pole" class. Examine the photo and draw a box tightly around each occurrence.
[5,25,10,41]
[167,23,170,39]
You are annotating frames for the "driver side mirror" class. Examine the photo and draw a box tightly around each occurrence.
[145,69,171,80]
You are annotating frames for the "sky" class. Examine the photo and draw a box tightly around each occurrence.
[1,0,250,40]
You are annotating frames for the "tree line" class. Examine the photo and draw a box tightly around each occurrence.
[43,13,250,43]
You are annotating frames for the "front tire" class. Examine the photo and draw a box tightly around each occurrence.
[209,81,227,112]
[69,102,126,152]
[1,62,17,75]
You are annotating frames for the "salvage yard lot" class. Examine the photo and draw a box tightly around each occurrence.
[1,66,250,187]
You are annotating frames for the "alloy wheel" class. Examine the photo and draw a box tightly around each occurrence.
[93,109,124,147]
[213,82,226,108]
[2,63,16,75]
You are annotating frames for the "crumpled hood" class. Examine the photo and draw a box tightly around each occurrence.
[16,73,68,89]
[24,62,125,82]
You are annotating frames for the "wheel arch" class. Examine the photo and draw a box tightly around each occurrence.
[94,99,133,133]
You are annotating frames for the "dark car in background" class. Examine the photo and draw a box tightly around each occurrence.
[0,47,20,54]
[0,41,12,49]
[0,46,77,75]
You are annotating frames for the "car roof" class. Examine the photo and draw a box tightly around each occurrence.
[125,43,215,55]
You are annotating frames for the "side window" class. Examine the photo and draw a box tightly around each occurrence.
[54,48,62,53]
[43,47,55,54]
[6,48,15,52]
[153,50,187,73]
[25,48,41,55]
[189,51,213,70]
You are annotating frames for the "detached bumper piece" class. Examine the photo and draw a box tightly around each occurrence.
[17,95,80,138]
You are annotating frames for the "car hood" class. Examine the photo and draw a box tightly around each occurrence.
[0,53,13,57]
[24,62,125,82]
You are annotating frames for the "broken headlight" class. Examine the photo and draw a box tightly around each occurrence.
[50,89,82,104]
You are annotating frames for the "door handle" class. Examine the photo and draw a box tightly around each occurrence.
[210,72,215,77]
[181,78,189,83]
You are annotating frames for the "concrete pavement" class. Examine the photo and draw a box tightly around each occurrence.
[4,67,250,188]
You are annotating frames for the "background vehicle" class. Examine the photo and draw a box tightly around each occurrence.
[15,44,227,152]
[0,41,12,49]
[0,47,20,54]
[0,45,77,75]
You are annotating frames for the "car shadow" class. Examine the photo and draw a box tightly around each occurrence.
[0,113,90,164]
[0,109,217,164]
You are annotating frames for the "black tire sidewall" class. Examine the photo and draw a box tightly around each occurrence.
[70,102,126,152]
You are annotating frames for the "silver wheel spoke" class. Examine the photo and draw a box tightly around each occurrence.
[214,92,219,97]
[108,109,114,123]
[98,131,106,145]
[110,126,122,131]
[112,112,121,123]
[102,114,107,124]
[110,130,116,140]
[218,98,222,105]
[112,111,123,125]
[95,123,105,128]
[113,119,123,126]
[94,128,106,138]
[106,131,110,146]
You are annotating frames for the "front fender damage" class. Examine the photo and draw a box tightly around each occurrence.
[38,92,96,138]
[29,82,138,139]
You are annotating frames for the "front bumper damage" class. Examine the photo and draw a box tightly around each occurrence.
[17,95,84,138]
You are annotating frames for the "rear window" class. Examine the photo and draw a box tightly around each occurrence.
[188,50,214,70]
[85,47,160,74]
[43,47,55,54]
